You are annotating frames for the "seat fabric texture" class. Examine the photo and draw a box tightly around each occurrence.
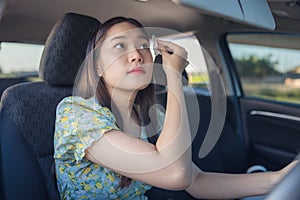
[0,12,100,200]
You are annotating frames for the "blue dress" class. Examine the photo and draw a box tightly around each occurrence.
[54,96,164,200]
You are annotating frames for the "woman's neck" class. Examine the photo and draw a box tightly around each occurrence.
[109,89,137,115]
[108,88,141,137]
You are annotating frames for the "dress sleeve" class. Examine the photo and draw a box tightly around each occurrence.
[54,96,119,163]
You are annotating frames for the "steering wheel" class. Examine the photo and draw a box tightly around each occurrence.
[264,160,300,200]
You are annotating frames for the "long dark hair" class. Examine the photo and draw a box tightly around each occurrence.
[74,17,159,188]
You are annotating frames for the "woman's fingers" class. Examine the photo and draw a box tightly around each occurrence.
[155,39,188,74]
[156,39,187,58]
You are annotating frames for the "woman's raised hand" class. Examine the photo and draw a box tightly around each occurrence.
[156,39,189,75]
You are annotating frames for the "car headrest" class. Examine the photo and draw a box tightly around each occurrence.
[39,12,100,86]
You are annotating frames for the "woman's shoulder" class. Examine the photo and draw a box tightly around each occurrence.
[58,96,96,106]
[57,96,101,111]
[54,96,119,162]
[57,96,115,119]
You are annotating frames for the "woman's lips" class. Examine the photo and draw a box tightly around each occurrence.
[128,67,145,74]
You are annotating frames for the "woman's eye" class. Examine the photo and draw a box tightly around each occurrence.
[115,43,125,49]
[139,43,149,49]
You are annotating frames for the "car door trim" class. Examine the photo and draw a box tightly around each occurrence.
[250,110,300,122]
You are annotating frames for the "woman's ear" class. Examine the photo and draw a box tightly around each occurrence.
[95,63,104,77]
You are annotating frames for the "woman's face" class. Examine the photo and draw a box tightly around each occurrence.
[96,22,153,93]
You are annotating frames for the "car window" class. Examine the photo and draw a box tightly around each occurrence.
[0,42,44,97]
[227,33,300,104]
[0,42,43,80]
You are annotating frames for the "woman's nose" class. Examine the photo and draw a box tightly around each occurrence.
[128,49,143,63]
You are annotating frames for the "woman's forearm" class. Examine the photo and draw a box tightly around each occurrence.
[155,40,191,154]
[155,73,192,182]
[186,163,279,199]
[156,74,190,150]
[153,40,192,187]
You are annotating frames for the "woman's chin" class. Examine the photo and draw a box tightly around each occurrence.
[137,83,150,90]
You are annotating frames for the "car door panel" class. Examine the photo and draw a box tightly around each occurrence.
[240,98,300,170]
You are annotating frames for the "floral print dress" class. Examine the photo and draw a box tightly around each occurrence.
[54,96,163,200]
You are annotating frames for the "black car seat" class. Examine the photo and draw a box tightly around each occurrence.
[0,13,100,200]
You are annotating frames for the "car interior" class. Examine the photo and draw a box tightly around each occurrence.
[0,0,300,200]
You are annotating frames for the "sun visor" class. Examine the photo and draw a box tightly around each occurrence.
[172,0,275,30]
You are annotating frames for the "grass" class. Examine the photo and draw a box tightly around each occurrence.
[243,83,300,104]
[188,74,300,104]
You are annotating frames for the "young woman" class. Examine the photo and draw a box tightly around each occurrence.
[54,17,297,200]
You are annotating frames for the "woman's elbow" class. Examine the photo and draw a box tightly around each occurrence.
[168,167,192,190]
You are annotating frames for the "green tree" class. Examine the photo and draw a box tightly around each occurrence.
[234,54,280,78]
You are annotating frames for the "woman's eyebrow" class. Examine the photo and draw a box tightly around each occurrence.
[110,35,126,42]
[110,34,148,42]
